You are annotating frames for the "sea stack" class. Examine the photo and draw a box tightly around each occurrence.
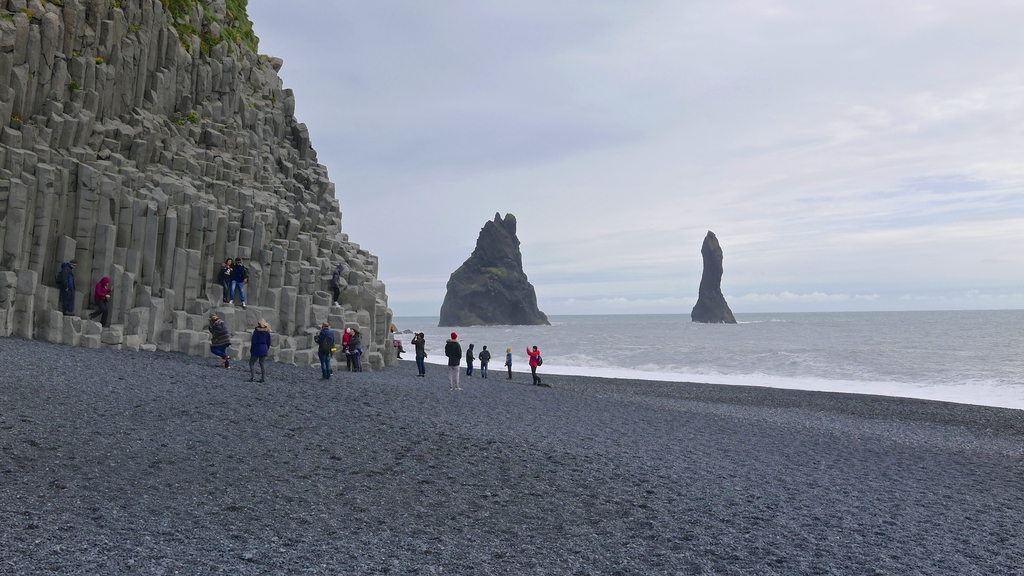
[439,213,549,327]
[691,231,737,324]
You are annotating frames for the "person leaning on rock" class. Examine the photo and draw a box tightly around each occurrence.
[445,333,463,391]
[231,258,248,309]
[58,260,77,315]
[208,313,232,368]
[349,328,364,372]
[249,319,272,383]
[218,259,233,304]
[412,332,427,377]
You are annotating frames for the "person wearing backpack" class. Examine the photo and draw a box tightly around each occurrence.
[315,321,336,380]
[478,346,491,379]
[526,346,544,386]
[231,258,248,309]
[57,261,77,315]
[465,343,475,377]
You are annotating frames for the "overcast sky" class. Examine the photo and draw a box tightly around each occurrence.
[248,0,1024,316]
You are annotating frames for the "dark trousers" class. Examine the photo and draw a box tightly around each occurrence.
[221,280,232,302]
[466,360,473,376]
[507,364,512,379]
[61,289,75,314]
[331,285,341,304]
[249,356,266,381]
[416,354,426,375]
[531,366,540,385]
[89,299,109,326]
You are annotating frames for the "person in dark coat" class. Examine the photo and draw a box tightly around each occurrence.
[349,329,364,372]
[411,332,427,377]
[231,258,248,309]
[314,321,335,380]
[330,263,345,306]
[58,261,77,315]
[445,333,462,390]
[478,346,491,379]
[465,343,475,377]
[208,313,232,368]
[218,259,233,303]
[249,318,272,382]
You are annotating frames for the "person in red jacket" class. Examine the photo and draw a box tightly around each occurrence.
[89,276,112,327]
[526,346,543,386]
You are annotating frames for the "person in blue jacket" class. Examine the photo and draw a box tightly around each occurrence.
[314,321,335,380]
[249,318,272,382]
[231,258,248,309]
[58,260,77,315]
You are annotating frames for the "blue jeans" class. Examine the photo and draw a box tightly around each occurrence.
[319,352,332,379]
[466,360,473,376]
[481,363,488,378]
[231,281,245,303]
[221,280,232,302]
[211,345,228,359]
[416,354,426,375]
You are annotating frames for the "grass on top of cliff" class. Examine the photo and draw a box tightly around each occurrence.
[161,0,258,54]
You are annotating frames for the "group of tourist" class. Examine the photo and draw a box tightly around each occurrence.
[217,258,249,309]
[427,332,544,390]
[313,323,364,380]
[56,260,112,327]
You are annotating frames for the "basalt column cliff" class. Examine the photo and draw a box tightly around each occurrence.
[439,212,549,327]
[0,0,395,368]
[691,231,736,324]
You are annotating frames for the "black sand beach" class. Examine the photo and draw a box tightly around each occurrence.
[2,337,1023,575]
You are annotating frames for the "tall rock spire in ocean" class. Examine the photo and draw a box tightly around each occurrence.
[691,231,737,324]
[439,213,549,327]
[0,0,395,368]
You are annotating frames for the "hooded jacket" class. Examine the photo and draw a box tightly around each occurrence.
[251,323,272,357]
[59,262,75,291]
[445,338,462,366]
[94,277,112,302]
[478,349,491,365]
[526,347,541,368]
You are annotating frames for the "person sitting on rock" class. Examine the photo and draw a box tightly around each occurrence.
[89,276,112,327]
[208,313,232,368]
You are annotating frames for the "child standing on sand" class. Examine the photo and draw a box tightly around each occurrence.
[505,348,513,380]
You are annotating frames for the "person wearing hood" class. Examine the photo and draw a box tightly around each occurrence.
[330,262,345,307]
[342,327,354,371]
[465,343,475,377]
[411,332,427,377]
[315,321,336,380]
[445,333,463,390]
[478,346,491,379]
[58,260,77,315]
[249,319,272,382]
[208,313,232,368]
[89,276,113,327]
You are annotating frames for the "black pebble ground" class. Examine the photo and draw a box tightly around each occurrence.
[2,337,1024,575]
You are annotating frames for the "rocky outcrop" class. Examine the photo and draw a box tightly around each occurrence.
[0,0,395,368]
[439,213,549,327]
[691,231,736,324]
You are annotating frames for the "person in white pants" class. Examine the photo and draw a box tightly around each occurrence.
[445,332,463,390]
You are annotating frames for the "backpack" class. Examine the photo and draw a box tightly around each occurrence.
[318,332,335,354]
[55,270,63,287]
[535,355,543,366]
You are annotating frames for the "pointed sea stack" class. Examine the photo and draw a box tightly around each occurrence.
[691,231,737,324]
[439,213,550,327]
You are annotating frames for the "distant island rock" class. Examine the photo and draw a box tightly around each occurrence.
[439,213,550,327]
[691,231,737,324]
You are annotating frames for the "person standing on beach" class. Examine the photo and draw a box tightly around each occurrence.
[58,260,76,315]
[526,346,543,386]
[465,343,475,377]
[208,313,232,368]
[330,262,345,307]
[412,332,427,377]
[478,346,491,379]
[218,259,233,303]
[505,348,513,380]
[231,258,248,309]
[350,329,364,372]
[315,321,335,380]
[249,319,272,382]
[445,333,462,390]
[342,327,354,371]
[89,276,112,327]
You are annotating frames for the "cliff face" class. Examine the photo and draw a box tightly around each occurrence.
[691,231,736,324]
[0,0,395,368]
[439,213,549,327]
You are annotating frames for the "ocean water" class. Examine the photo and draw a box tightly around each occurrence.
[393,311,1024,410]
